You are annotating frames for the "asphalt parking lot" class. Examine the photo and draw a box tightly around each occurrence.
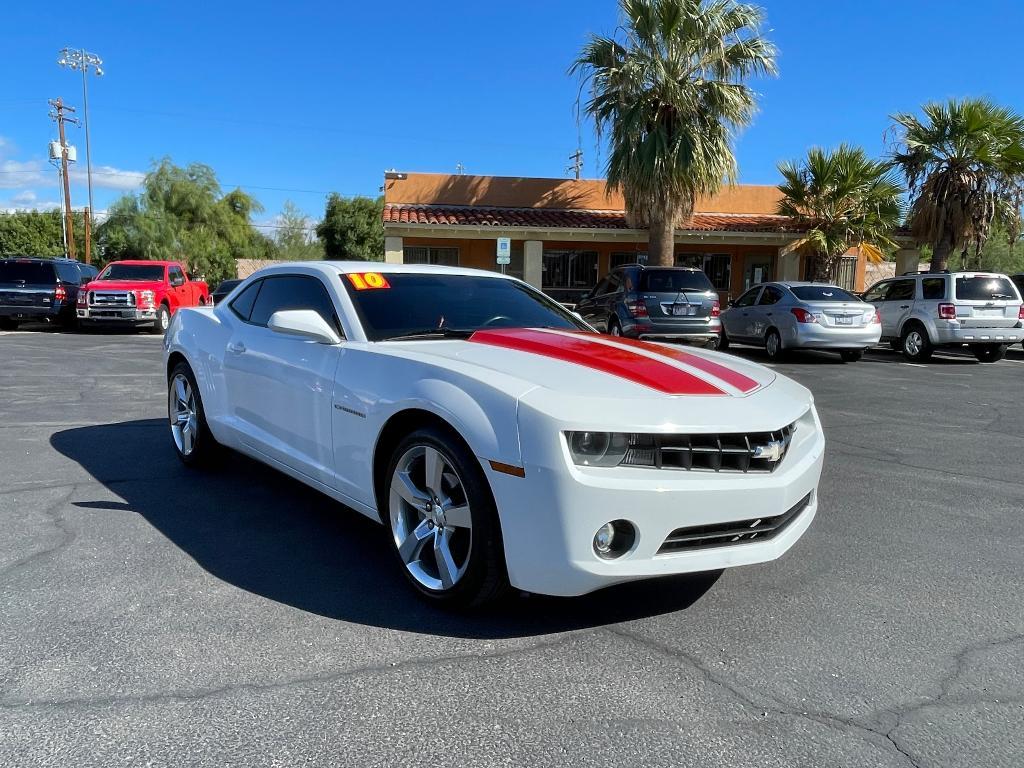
[1,328,1022,768]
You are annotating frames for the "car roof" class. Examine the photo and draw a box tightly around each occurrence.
[249,261,520,281]
[770,281,848,289]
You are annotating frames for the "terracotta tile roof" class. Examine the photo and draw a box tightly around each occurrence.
[383,204,805,233]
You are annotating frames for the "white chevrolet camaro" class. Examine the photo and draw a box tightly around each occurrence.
[163,262,825,607]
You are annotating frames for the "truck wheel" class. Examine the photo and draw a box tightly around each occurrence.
[900,323,933,362]
[385,426,509,608]
[168,361,219,468]
[971,344,1006,363]
[0,318,18,331]
[151,305,171,335]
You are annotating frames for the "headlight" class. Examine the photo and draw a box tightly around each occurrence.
[139,290,155,308]
[566,431,629,467]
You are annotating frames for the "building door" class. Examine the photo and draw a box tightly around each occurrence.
[743,256,773,291]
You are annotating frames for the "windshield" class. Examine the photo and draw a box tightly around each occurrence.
[955,276,1019,301]
[99,264,166,281]
[639,269,714,293]
[0,261,55,284]
[342,272,588,341]
[790,285,861,302]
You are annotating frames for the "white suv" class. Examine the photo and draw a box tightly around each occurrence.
[863,271,1024,362]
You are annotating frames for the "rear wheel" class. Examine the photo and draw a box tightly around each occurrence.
[971,344,1006,363]
[608,317,622,337]
[151,304,171,335]
[385,427,508,608]
[900,324,933,362]
[168,362,219,468]
[840,349,863,363]
[0,317,18,331]
[764,329,784,361]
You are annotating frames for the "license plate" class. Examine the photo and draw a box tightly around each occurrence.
[973,308,1002,317]
[835,315,853,325]
[672,304,696,316]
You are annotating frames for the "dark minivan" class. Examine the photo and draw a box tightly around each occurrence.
[575,264,722,346]
[0,258,95,330]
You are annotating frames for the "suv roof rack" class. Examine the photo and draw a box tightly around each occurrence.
[901,270,949,276]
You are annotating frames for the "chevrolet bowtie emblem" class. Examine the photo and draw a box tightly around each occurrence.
[752,440,785,462]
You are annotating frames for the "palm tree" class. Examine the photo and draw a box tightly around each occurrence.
[891,98,1024,272]
[571,0,776,266]
[777,145,903,283]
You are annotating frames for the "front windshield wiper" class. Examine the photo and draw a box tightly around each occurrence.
[382,328,476,341]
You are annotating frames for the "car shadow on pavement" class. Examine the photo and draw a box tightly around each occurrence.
[51,419,721,639]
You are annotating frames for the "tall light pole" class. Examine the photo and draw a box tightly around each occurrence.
[57,47,103,258]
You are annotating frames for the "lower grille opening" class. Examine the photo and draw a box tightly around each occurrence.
[657,492,813,555]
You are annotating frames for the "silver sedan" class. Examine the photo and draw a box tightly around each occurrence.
[719,282,881,362]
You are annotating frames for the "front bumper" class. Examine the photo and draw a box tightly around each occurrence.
[488,405,825,596]
[783,323,882,349]
[930,321,1024,346]
[78,307,158,325]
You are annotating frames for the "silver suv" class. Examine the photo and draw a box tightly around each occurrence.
[863,271,1024,362]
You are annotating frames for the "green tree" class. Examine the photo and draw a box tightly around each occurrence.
[571,0,776,266]
[777,145,904,282]
[315,194,383,261]
[96,158,265,284]
[891,98,1024,272]
[274,201,324,261]
[0,209,86,257]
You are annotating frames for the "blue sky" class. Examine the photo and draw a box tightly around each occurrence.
[2,0,1022,226]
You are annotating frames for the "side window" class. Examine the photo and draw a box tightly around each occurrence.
[248,275,341,332]
[606,271,623,293]
[921,278,946,300]
[55,262,81,283]
[591,276,613,297]
[886,280,916,302]
[229,279,262,322]
[623,269,637,292]
[169,266,184,284]
[757,286,783,305]
[862,282,889,303]
[734,288,761,307]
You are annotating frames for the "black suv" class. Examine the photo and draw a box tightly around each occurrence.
[0,258,96,331]
[575,264,722,346]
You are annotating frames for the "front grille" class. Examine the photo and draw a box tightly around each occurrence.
[623,424,794,473]
[90,291,135,308]
[658,492,813,554]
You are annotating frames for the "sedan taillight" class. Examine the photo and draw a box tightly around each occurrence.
[938,303,957,320]
[710,299,721,318]
[790,307,818,324]
[626,299,648,318]
[870,308,881,324]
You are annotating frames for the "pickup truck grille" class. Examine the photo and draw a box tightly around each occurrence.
[622,423,795,473]
[657,492,812,554]
[89,291,135,308]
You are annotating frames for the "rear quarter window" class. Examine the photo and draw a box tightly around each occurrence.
[921,278,947,300]
[955,276,1019,301]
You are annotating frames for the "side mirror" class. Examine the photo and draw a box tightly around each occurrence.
[267,309,341,344]
[170,276,184,287]
[727,300,737,308]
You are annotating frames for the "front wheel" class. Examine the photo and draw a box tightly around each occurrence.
[151,304,171,335]
[168,362,219,468]
[900,324,933,362]
[385,427,508,608]
[0,317,18,331]
[971,344,1006,363]
[717,329,730,351]
[840,349,863,363]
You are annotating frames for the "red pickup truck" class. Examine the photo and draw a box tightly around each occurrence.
[77,260,210,333]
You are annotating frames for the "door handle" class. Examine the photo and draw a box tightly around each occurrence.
[899,305,910,309]
[766,312,773,316]
[227,342,246,354]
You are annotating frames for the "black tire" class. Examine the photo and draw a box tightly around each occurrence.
[764,328,784,361]
[717,329,730,351]
[167,361,219,468]
[151,304,171,335]
[840,349,863,363]
[971,344,1006,363]
[900,323,933,362]
[384,426,509,609]
[889,339,901,351]
[608,317,623,337]
[0,317,18,331]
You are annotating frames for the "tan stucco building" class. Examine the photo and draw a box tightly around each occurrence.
[381,172,907,303]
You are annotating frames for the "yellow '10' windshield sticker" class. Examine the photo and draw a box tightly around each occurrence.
[346,273,390,290]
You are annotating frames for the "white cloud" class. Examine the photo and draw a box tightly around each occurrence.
[70,165,146,191]
[0,158,48,189]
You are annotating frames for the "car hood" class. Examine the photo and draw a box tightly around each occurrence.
[85,280,164,292]
[375,329,806,432]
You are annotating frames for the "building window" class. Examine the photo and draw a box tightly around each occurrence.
[835,256,857,290]
[676,252,731,294]
[404,246,459,266]
[610,251,648,269]
[542,249,598,304]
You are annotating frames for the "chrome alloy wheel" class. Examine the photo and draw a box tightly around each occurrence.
[168,373,198,456]
[389,445,473,591]
[905,330,923,356]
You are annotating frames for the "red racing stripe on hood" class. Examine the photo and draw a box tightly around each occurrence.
[469,329,726,395]
[599,336,761,393]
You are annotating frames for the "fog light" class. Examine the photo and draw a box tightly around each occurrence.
[594,522,615,554]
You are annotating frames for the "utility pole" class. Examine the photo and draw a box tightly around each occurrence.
[48,98,79,261]
[566,149,584,180]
